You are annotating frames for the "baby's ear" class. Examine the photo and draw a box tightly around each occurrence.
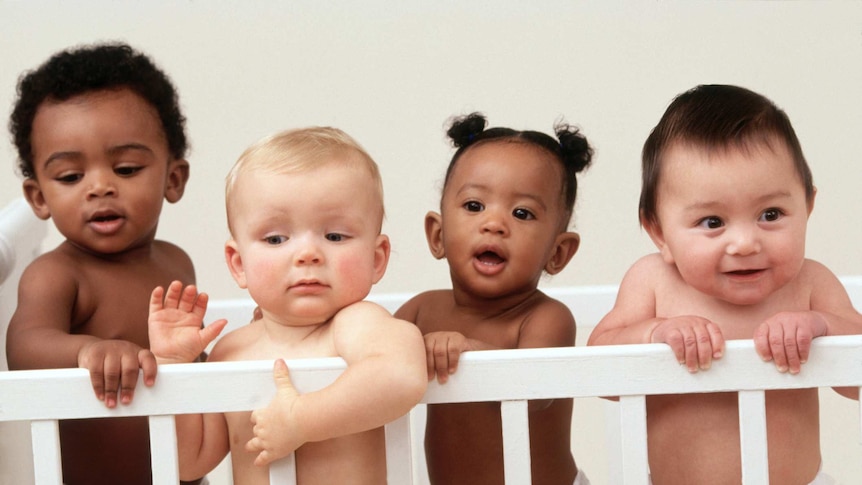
[642,214,674,265]
[164,159,190,203]
[424,211,445,259]
[371,234,391,284]
[224,240,248,289]
[544,231,580,275]
[22,179,51,220]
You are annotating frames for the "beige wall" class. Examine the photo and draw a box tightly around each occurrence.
[2,2,860,302]
[1,4,861,482]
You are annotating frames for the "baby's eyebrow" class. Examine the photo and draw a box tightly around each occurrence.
[106,143,155,157]
[42,143,155,170]
[455,183,549,210]
[684,190,794,213]
[42,150,82,168]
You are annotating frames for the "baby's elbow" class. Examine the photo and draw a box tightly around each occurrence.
[394,364,428,406]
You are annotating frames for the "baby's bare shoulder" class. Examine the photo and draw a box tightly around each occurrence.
[208,322,265,362]
[17,248,88,303]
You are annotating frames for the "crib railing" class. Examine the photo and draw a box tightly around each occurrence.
[0,336,861,485]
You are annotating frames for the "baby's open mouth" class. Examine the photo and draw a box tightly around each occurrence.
[476,251,504,265]
[727,269,762,276]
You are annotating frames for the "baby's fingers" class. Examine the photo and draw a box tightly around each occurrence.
[425,336,457,384]
[100,354,122,408]
[757,322,795,374]
[139,349,157,387]
[430,341,451,384]
[149,285,167,314]
[118,351,142,405]
[773,325,811,375]
[162,280,186,310]
[253,450,275,467]
[178,283,201,313]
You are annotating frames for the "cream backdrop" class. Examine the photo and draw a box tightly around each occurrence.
[2,1,861,305]
[2,3,862,484]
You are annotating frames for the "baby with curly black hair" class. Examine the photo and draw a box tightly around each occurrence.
[6,42,201,485]
[395,112,594,485]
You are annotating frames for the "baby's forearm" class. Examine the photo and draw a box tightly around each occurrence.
[7,328,101,370]
[291,356,426,442]
[588,317,664,346]
[819,310,862,337]
[174,412,228,480]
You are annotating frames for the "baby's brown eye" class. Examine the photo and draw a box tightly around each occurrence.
[762,208,782,222]
[56,173,83,183]
[464,201,483,212]
[115,166,143,176]
[698,216,723,229]
[512,208,535,220]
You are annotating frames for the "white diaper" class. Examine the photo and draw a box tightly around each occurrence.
[573,468,591,485]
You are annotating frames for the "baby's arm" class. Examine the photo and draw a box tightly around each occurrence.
[246,301,427,465]
[587,255,725,373]
[6,260,157,408]
[148,281,231,479]
[395,294,497,384]
[754,262,862,379]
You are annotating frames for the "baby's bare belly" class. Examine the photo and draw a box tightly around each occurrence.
[226,411,386,485]
[647,389,821,485]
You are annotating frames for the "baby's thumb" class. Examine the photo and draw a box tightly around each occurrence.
[272,358,294,391]
[202,319,228,345]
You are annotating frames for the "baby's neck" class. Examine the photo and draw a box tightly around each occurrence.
[260,314,329,340]
[60,237,157,263]
[451,286,542,318]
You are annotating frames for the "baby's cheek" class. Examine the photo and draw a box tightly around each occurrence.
[336,256,376,294]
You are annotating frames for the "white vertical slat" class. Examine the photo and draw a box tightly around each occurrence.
[149,415,180,484]
[500,400,531,484]
[269,453,297,485]
[31,420,62,485]
[602,399,624,485]
[738,390,769,484]
[619,395,649,485]
[409,405,428,483]
[384,413,414,484]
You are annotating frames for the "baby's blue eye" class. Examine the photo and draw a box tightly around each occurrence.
[464,201,484,212]
[325,233,345,242]
[512,208,535,220]
[698,216,723,229]
[264,235,287,245]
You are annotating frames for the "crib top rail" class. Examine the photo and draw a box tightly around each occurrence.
[1,335,860,423]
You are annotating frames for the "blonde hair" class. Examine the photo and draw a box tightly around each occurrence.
[225,127,384,234]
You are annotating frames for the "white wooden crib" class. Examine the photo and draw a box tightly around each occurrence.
[2,198,861,485]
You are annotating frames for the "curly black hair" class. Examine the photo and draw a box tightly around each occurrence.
[9,42,188,178]
[443,112,593,218]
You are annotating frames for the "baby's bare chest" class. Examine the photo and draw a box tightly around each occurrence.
[71,262,193,342]
[655,284,810,339]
